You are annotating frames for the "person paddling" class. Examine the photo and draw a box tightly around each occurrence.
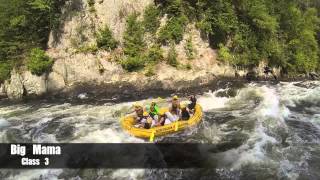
[135,111,152,129]
[129,102,144,119]
[180,103,190,120]
[188,95,197,114]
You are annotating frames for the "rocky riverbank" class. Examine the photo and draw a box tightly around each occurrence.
[0,47,317,102]
[0,0,318,102]
[0,58,314,103]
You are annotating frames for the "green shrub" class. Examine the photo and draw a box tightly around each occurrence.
[217,43,234,63]
[185,35,195,60]
[123,13,145,57]
[96,25,118,51]
[158,16,187,44]
[121,56,145,72]
[167,43,178,67]
[143,5,160,34]
[76,44,98,54]
[145,65,156,77]
[88,0,95,7]
[144,44,163,64]
[165,0,183,17]
[0,62,11,83]
[27,48,53,76]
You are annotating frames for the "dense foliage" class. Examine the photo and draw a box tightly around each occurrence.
[27,48,53,76]
[144,44,163,64]
[121,13,146,71]
[0,62,11,83]
[198,0,319,73]
[156,0,320,73]
[123,13,145,58]
[121,11,164,72]
[0,0,64,79]
[0,0,319,78]
[96,25,118,51]
[158,0,188,44]
[143,5,161,34]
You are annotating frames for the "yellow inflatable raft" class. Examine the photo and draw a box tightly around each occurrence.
[121,104,203,141]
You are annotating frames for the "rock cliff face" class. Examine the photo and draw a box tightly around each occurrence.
[4,70,24,100]
[0,0,281,100]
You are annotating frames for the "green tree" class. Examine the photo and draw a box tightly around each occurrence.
[158,15,188,44]
[96,25,118,51]
[121,13,146,71]
[123,13,145,57]
[0,0,64,80]
[143,5,160,34]
[185,35,195,60]
[0,62,12,83]
[144,44,163,64]
[167,43,178,67]
[121,56,145,72]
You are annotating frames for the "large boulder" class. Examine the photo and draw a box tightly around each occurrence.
[0,84,6,97]
[5,70,24,100]
[47,72,66,92]
[22,71,47,96]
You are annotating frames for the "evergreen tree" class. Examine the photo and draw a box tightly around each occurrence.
[123,13,145,57]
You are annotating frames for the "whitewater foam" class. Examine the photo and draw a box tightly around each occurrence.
[5,169,62,180]
[198,89,230,111]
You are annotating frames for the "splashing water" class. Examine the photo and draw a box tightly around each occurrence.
[0,81,320,179]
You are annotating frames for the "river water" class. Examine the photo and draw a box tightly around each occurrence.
[0,81,319,180]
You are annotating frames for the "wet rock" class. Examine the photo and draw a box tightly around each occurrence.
[212,132,249,152]
[205,112,236,124]
[43,121,61,134]
[56,124,75,141]
[6,128,30,143]
[240,163,278,180]
[216,89,238,98]
[203,131,249,153]
[0,84,6,97]
[226,117,255,131]
[245,71,258,81]
[5,70,24,100]
[293,81,319,89]
[309,72,319,80]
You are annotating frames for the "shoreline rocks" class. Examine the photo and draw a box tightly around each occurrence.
[0,64,314,103]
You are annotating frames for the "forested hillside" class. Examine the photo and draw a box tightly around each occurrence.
[0,0,64,82]
[0,0,319,83]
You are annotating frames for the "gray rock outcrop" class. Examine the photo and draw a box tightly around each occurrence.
[22,71,47,96]
[5,70,24,100]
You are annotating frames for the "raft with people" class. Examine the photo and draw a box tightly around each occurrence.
[121,95,202,141]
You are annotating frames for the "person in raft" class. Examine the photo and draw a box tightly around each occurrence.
[188,95,197,114]
[180,103,191,120]
[135,111,152,129]
[157,109,170,126]
[129,103,144,119]
[149,101,160,121]
[159,95,181,125]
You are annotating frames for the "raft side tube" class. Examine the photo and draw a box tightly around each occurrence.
[121,104,203,139]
